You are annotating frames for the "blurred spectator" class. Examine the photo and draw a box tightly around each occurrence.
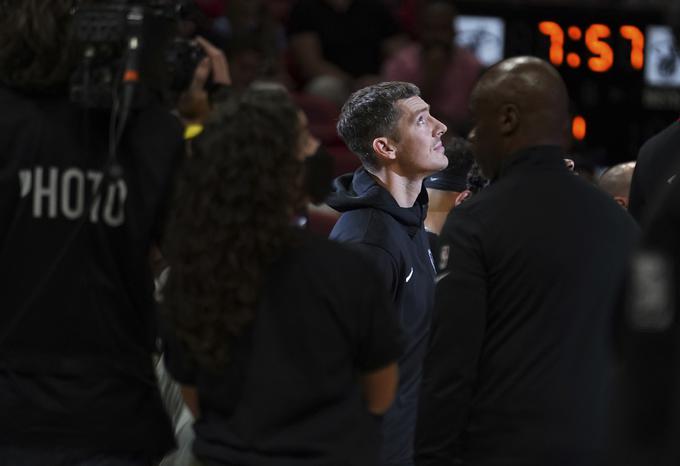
[380,0,425,37]
[287,0,407,105]
[382,0,483,136]
[224,33,269,91]
[162,88,401,466]
[599,161,636,209]
[191,0,292,89]
[612,172,680,466]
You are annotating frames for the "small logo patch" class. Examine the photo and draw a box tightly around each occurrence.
[439,245,450,271]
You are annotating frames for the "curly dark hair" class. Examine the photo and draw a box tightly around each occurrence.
[445,137,474,176]
[337,81,420,171]
[162,88,305,369]
[0,0,81,93]
[466,161,489,194]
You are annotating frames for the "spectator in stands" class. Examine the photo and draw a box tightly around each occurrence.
[162,88,402,466]
[382,0,483,136]
[287,0,407,105]
[328,81,447,466]
[415,57,639,466]
[598,161,636,209]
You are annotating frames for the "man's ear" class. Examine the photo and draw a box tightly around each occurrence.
[614,196,629,209]
[454,189,471,207]
[372,137,397,163]
[499,103,519,136]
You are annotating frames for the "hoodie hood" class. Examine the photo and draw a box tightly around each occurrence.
[327,168,428,230]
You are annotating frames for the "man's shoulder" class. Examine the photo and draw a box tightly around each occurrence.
[638,120,680,166]
[330,208,410,262]
[332,207,399,239]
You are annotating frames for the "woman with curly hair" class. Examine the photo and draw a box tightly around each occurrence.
[161,88,402,466]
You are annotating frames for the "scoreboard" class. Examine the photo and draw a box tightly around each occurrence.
[454,2,680,165]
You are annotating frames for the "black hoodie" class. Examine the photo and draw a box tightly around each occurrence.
[328,168,436,466]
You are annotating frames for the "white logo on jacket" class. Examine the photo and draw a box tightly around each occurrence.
[405,267,414,283]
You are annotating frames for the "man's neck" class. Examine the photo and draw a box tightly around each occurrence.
[369,168,425,208]
[425,190,458,235]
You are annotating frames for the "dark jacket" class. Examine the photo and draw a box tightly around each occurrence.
[611,175,680,466]
[629,119,680,225]
[415,146,639,466]
[328,168,436,466]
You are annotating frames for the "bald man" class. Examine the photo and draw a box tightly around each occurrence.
[415,57,639,466]
[598,161,636,209]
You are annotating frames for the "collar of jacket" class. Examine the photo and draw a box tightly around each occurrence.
[495,145,567,181]
[352,168,429,237]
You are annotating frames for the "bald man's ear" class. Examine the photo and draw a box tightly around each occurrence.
[499,103,519,136]
[372,137,397,163]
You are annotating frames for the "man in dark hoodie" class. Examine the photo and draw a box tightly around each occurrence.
[327,81,448,466]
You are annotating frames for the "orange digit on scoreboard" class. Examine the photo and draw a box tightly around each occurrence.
[620,25,645,70]
[539,21,565,66]
[585,24,613,73]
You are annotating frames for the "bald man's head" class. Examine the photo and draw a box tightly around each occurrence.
[599,161,636,209]
[468,56,570,179]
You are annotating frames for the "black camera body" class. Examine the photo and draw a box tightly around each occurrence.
[70,0,204,108]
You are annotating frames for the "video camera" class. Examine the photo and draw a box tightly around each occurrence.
[70,0,205,108]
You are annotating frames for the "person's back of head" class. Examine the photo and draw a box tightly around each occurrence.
[337,81,420,172]
[599,161,636,209]
[164,87,305,369]
[0,0,79,94]
[468,56,570,179]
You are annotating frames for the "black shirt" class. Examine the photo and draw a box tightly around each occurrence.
[164,232,402,466]
[611,176,680,466]
[287,0,402,78]
[328,168,436,466]
[416,146,639,466]
[629,119,680,225]
[0,87,182,457]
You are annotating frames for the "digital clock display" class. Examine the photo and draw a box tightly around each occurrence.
[454,2,679,165]
[538,22,644,73]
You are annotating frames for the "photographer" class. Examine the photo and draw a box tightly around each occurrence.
[0,1,227,464]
